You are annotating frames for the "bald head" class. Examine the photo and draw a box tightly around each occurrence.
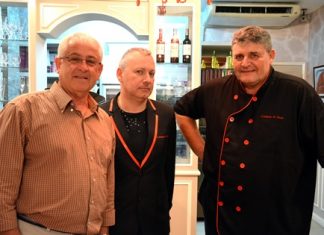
[118,48,152,70]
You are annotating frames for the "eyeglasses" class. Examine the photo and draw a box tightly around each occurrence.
[60,55,101,67]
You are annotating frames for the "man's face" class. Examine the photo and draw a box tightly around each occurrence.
[232,42,275,94]
[55,42,103,98]
[117,52,155,101]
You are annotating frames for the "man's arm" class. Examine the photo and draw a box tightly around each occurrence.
[0,104,25,234]
[175,113,205,161]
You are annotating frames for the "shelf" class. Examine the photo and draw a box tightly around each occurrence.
[156,62,191,68]
[201,41,231,47]
[201,41,231,56]
[47,72,58,78]
[0,38,28,43]
[201,68,234,84]
[0,66,21,69]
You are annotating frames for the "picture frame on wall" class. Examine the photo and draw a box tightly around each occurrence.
[313,65,324,98]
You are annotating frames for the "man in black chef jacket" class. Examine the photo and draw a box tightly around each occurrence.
[174,25,324,235]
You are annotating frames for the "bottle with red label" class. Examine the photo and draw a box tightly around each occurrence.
[170,28,179,63]
[156,28,165,63]
[182,28,191,63]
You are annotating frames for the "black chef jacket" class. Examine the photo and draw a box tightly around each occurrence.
[174,67,324,235]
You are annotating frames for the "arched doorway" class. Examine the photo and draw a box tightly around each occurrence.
[45,19,149,99]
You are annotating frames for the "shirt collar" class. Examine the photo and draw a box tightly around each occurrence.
[256,66,275,96]
[50,82,99,114]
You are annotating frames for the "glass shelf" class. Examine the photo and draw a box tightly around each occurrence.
[154,9,193,164]
[0,38,28,42]
[0,66,20,69]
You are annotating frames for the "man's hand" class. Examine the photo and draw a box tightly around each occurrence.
[99,226,109,235]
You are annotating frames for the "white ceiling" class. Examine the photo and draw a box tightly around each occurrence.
[211,0,324,14]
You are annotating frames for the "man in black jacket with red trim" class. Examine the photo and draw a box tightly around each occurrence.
[100,48,176,235]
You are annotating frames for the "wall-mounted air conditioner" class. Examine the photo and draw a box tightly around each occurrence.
[206,3,301,28]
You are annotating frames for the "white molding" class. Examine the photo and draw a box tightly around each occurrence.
[312,213,324,228]
[175,169,201,176]
[272,62,306,80]
[175,180,193,234]
[37,1,149,38]
[321,167,324,211]
[314,162,321,207]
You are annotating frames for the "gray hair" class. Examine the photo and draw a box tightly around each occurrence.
[119,47,152,70]
[232,25,272,52]
[57,32,103,60]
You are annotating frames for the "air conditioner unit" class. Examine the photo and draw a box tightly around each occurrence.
[206,2,301,28]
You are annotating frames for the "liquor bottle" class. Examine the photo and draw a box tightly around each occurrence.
[182,28,191,63]
[201,59,206,69]
[156,28,165,63]
[225,51,233,69]
[211,50,219,69]
[170,28,179,63]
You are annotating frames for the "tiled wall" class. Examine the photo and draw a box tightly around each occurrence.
[204,5,324,87]
[308,6,324,86]
[205,24,309,61]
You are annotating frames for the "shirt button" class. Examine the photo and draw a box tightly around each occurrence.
[218,201,224,206]
[233,94,239,100]
[221,160,226,166]
[243,139,250,145]
[248,118,254,124]
[224,137,230,143]
[252,96,258,102]
[239,163,246,169]
[229,116,235,122]
[219,181,224,187]
[92,178,96,182]
[237,185,243,191]
[235,206,242,212]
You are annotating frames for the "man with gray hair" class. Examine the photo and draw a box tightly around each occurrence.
[175,25,324,235]
[0,32,115,235]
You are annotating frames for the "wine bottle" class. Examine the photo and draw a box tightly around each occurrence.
[170,28,179,63]
[182,28,191,63]
[156,28,165,63]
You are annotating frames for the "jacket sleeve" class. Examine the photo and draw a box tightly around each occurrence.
[165,110,176,210]
[0,104,25,232]
[298,87,324,167]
